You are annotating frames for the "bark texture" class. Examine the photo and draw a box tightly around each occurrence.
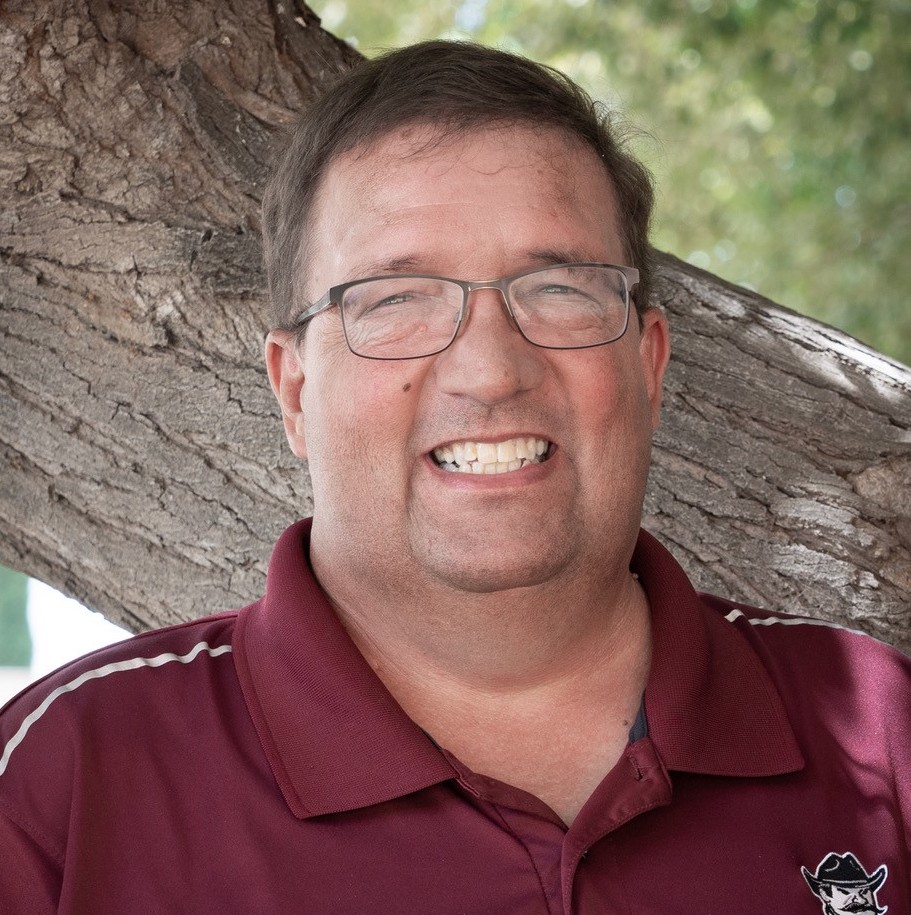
[1,0,909,648]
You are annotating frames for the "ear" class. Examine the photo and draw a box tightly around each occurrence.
[265,329,309,460]
[637,307,671,431]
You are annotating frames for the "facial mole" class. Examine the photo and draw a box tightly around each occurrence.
[402,382,412,392]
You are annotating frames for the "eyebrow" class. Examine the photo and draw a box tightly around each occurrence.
[346,256,424,280]
[524,248,598,267]
[348,248,601,282]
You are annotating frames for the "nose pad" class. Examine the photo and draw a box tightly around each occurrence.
[457,284,521,339]
[501,299,522,333]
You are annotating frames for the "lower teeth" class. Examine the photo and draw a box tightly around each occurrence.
[439,456,539,473]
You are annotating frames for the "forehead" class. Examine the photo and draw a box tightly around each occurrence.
[303,124,624,292]
[344,124,595,206]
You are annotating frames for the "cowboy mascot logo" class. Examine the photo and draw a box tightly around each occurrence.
[802,852,888,915]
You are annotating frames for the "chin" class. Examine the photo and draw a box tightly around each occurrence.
[420,548,571,596]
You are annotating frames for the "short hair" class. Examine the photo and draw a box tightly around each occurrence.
[263,40,656,330]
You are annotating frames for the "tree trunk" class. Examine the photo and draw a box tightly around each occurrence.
[2,0,909,649]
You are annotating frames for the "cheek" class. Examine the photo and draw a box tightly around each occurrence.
[578,360,656,466]
[305,363,419,473]
[577,354,644,425]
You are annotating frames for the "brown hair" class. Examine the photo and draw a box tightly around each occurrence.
[263,40,656,329]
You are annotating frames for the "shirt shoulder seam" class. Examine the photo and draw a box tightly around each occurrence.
[0,795,65,868]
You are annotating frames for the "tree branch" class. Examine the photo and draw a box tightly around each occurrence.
[1,0,908,649]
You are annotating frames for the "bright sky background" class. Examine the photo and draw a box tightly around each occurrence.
[0,581,129,706]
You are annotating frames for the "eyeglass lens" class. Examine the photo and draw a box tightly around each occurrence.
[341,265,630,359]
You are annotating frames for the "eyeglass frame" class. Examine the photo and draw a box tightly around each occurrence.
[291,262,641,361]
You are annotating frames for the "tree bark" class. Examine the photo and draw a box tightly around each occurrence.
[2,0,909,649]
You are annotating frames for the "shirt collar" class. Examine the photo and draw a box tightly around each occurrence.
[233,519,455,818]
[634,528,804,777]
[235,520,803,819]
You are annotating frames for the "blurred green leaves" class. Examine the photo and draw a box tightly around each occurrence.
[311,0,910,364]
[0,566,31,668]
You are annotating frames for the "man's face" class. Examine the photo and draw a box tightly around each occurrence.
[821,884,882,915]
[268,125,669,601]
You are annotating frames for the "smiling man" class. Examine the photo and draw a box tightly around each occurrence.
[1,41,910,914]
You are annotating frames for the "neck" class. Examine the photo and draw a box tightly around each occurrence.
[311,545,652,824]
[313,543,649,689]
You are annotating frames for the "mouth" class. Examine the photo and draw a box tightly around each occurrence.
[431,437,552,474]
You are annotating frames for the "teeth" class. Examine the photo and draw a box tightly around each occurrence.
[432,437,550,474]
[496,440,516,463]
[476,442,497,463]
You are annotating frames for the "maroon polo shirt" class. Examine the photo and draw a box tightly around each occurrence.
[1,519,908,913]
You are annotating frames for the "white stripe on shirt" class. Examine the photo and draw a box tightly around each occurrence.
[724,607,870,639]
[0,641,233,777]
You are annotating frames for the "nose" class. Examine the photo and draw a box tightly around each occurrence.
[434,286,544,406]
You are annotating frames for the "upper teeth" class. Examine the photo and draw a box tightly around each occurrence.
[432,437,549,474]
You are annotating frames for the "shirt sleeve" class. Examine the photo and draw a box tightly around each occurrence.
[0,806,61,912]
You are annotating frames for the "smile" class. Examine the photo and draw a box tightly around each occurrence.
[431,437,551,474]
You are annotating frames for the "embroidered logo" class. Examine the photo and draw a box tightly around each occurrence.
[802,852,888,915]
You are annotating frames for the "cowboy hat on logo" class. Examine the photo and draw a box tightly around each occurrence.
[802,852,887,894]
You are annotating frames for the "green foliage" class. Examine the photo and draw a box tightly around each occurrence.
[311,0,911,365]
[0,566,32,667]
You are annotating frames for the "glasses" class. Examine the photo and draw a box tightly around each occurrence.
[293,262,639,360]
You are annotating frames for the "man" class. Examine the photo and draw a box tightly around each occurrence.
[0,41,908,913]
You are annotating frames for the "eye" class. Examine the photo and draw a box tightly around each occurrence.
[367,292,412,310]
[525,282,597,304]
[345,284,424,319]
[539,283,580,296]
